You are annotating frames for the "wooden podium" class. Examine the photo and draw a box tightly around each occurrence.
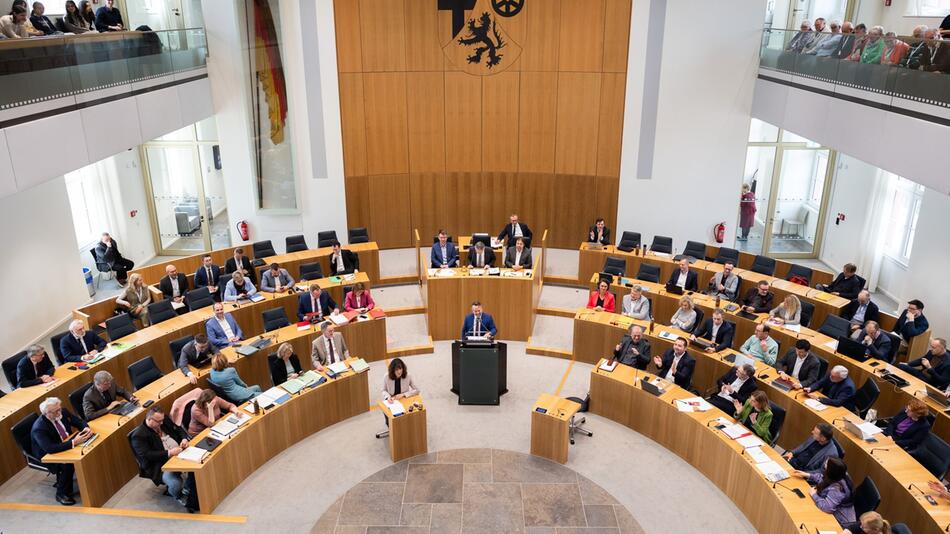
[379,395,427,462]
[530,394,581,464]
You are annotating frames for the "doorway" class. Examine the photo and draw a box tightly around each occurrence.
[122,0,205,31]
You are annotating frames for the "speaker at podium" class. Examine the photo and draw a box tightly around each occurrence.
[451,339,508,405]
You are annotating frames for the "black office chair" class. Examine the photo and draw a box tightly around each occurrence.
[262,308,290,332]
[217,273,233,302]
[800,301,815,329]
[729,275,743,302]
[853,477,881,517]
[180,400,197,437]
[636,264,661,283]
[679,241,707,261]
[768,402,786,447]
[185,287,215,311]
[817,315,851,340]
[785,264,813,285]
[852,378,880,419]
[12,413,50,474]
[650,236,673,254]
[50,331,69,366]
[616,231,641,252]
[2,351,26,389]
[68,382,94,420]
[318,231,338,248]
[168,335,194,370]
[105,313,137,341]
[890,524,911,534]
[749,255,776,276]
[815,356,829,381]
[252,240,277,259]
[128,356,163,391]
[207,379,239,405]
[855,275,867,291]
[690,308,705,335]
[299,262,324,281]
[883,332,901,364]
[285,235,309,253]
[603,257,626,277]
[90,248,114,288]
[146,300,176,325]
[127,430,160,486]
[714,247,739,265]
[910,433,950,478]
[348,227,369,244]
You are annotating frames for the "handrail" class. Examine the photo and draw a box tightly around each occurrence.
[414,228,422,284]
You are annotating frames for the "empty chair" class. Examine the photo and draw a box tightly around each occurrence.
[262,308,290,332]
[691,308,705,335]
[815,355,829,381]
[749,255,776,276]
[650,235,673,254]
[852,378,880,419]
[317,231,338,248]
[252,240,277,259]
[799,301,815,329]
[285,235,308,253]
[105,313,137,341]
[853,477,881,517]
[299,262,325,281]
[636,264,661,283]
[50,331,69,366]
[714,247,739,265]
[883,332,901,364]
[910,433,950,478]
[785,264,813,285]
[180,400,197,438]
[127,356,163,391]
[12,413,49,473]
[767,401,786,446]
[2,351,27,389]
[348,227,369,244]
[184,287,215,311]
[603,257,626,277]
[168,335,194,369]
[817,314,852,340]
[146,300,177,325]
[68,382,94,420]
[616,231,641,252]
[890,525,911,534]
[90,248,114,288]
[679,241,707,261]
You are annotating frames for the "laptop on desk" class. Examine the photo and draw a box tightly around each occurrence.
[690,337,714,350]
[836,336,869,362]
[640,376,666,397]
[925,384,950,407]
[664,282,684,295]
[110,401,137,416]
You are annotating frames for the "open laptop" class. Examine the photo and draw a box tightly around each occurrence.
[690,337,714,350]
[640,376,665,397]
[836,336,869,362]
[110,401,138,416]
[664,281,684,295]
[925,384,950,407]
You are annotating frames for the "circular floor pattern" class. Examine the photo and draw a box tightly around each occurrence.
[309,448,644,534]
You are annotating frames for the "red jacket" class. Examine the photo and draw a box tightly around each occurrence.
[587,290,616,313]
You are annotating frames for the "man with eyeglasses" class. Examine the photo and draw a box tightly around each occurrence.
[129,406,192,508]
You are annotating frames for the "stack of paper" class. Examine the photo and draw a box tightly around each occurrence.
[823,339,839,351]
[722,424,752,439]
[755,460,790,482]
[598,360,618,372]
[385,399,405,416]
[298,370,324,388]
[804,398,829,411]
[745,446,770,463]
[657,330,679,341]
[736,435,765,449]
[225,413,251,427]
[178,446,209,463]
[329,313,349,326]
[297,322,312,331]
[350,358,369,373]
[675,397,713,412]
[436,269,455,277]
[102,342,136,359]
[281,379,305,395]
[249,293,265,302]
[171,301,186,310]
[211,419,239,437]
[328,361,349,375]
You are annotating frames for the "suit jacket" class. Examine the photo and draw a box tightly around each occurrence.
[82,382,133,420]
[129,420,187,484]
[177,340,219,377]
[430,242,460,268]
[895,310,929,341]
[693,319,735,352]
[205,314,244,348]
[707,272,739,300]
[813,376,857,411]
[776,350,821,388]
[587,226,611,245]
[666,269,699,291]
[311,332,350,367]
[193,264,222,289]
[613,335,651,369]
[715,367,758,404]
[31,409,88,459]
[268,353,302,385]
[467,247,496,267]
[382,373,420,399]
[159,273,190,299]
[297,291,337,321]
[497,222,533,245]
[15,354,55,388]
[657,349,695,389]
[344,290,375,311]
[329,249,360,275]
[260,268,295,292]
[885,410,932,450]
[225,256,257,283]
[587,291,616,313]
[461,313,497,338]
[504,246,533,269]
[841,299,879,325]
[921,41,950,73]
[826,273,862,300]
[790,436,841,472]
[858,330,892,361]
[94,240,127,268]
[59,331,107,363]
[903,351,950,388]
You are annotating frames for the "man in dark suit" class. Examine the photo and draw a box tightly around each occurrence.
[16,345,55,388]
[612,324,651,369]
[329,241,360,275]
[467,241,495,268]
[843,290,879,337]
[857,321,892,361]
[706,363,757,413]
[920,28,950,73]
[60,319,107,363]
[497,213,532,247]
[816,263,862,300]
[31,397,91,505]
[805,365,857,412]
[82,370,135,420]
[177,333,219,385]
[461,301,497,339]
[776,339,821,389]
[652,337,695,389]
[898,338,950,388]
[225,248,256,283]
[94,232,134,285]
[193,254,222,297]
[503,237,532,270]
[690,309,735,352]
[297,284,338,321]
[587,218,610,245]
[894,299,929,343]
[129,406,190,507]
[667,258,698,291]
[431,231,459,268]
[159,264,189,305]
[901,26,932,69]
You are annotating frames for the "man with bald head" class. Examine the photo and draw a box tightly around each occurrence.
[159,264,189,305]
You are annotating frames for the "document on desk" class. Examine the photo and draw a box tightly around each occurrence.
[804,398,829,411]
[736,435,765,449]
[781,324,801,333]
[598,360,618,372]
[102,342,136,359]
[722,424,752,439]
[756,461,790,482]
[436,268,456,277]
[170,300,186,310]
[657,330,680,341]
[329,313,349,326]
[384,399,405,416]
[328,361,349,375]
[745,446,771,463]
[178,446,209,463]
[675,397,713,412]
[350,358,369,373]
[281,379,305,395]
[211,419,239,437]
[225,412,251,427]
[298,370,324,388]
[823,339,839,351]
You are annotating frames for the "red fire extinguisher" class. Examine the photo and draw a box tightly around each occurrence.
[713,222,725,244]
[236,220,250,242]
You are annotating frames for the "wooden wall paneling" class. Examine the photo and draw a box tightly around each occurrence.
[603,0,633,72]
[513,172,554,243]
[558,0,606,72]
[444,72,482,172]
[363,72,410,175]
[338,73,368,178]
[368,174,412,248]
[554,73,602,176]
[409,172,446,242]
[517,72,557,173]
[498,6,527,71]
[596,72,626,178]
[520,0,560,71]
[482,72,520,172]
[403,0,443,71]
[358,0,407,72]
[333,0,363,72]
[345,175,371,230]
[407,72,446,173]
[551,174,601,248]
[594,175,620,238]
[436,9,460,72]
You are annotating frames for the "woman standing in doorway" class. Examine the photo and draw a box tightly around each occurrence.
[738,183,756,241]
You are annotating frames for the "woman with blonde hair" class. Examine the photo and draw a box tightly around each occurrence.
[209,353,261,403]
[116,273,152,326]
[670,295,697,332]
[843,511,890,534]
[770,294,802,326]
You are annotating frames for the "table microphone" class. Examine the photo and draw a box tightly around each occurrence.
[157,383,175,399]
[869,447,889,456]
[772,480,805,498]
[799,523,812,533]
[911,389,926,398]
[117,413,131,428]
[831,417,848,427]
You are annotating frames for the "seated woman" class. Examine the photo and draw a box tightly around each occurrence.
[209,353,262,404]
[732,390,772,442]
[223,271,258,302]
[842,511,891,534]
[188,388,239,436]
[769,295,802,326]
[883,398,931,450]
[63,1,93,33]
[344,282,376,313]
[586,280,615,313]
[268,342,302,385]
[622,285,650,320]
[793,458,856,528]
[116,273,152,326]
[29,2,59,34]
[669,295,697,332]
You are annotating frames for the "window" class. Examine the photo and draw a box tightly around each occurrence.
[65,167,111,249]
[882,174,925,264]
[905,0,950,17]
[808,152,828,206]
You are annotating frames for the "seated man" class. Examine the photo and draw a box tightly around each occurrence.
[297,284,338,321]
[804,365,857,412]
[159,264,190,306]
[894,299,929,346]
[205,302,244,349]
[260,262,295,292]
[225,247,256,283]
[690,309,735,353]
[60,319,107,363]
[177,334,219,385]
[31,397,92,505]
[706,262,739,301]
[94,232,134,286]
[94,0,124,32]
[310,322,350,371]
[587,218,610,245]
[666,258,698,291]
[612,325,651,370]
[82,370,135,421]
[706,363,757,413]
[816,263,862,300]
[130,406,193,508]
[898,337,950,388]
[431,230,459,268]
[782,423,841,471]
[504,237,533,270]
[468,241,495,268]
[461,301,497,339]
[856,321,891,361]
[329,240,360,275]
[739,323,779,366]
[16,345,55,388]
[741,280,774,314]
[843,290,878,337]
[193,255,222,297]
[652,337,695,389]
[776,339,821,389]
[497,213,532,247]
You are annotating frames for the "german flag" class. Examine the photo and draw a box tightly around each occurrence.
[253,0,287,145]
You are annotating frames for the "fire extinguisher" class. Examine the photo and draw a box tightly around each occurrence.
[713,222,725,244]
[236,220,250,242]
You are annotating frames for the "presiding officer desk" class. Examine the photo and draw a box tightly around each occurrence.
[576,310,950,534]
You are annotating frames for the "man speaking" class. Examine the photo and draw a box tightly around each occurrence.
[461,301,497,340]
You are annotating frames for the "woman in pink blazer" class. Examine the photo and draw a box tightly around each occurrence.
[344,282,376,312]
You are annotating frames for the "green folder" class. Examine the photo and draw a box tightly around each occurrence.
[328,276,343,284]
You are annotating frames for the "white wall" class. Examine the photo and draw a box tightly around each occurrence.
[820,154,876,270]
[853,0,947,34]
